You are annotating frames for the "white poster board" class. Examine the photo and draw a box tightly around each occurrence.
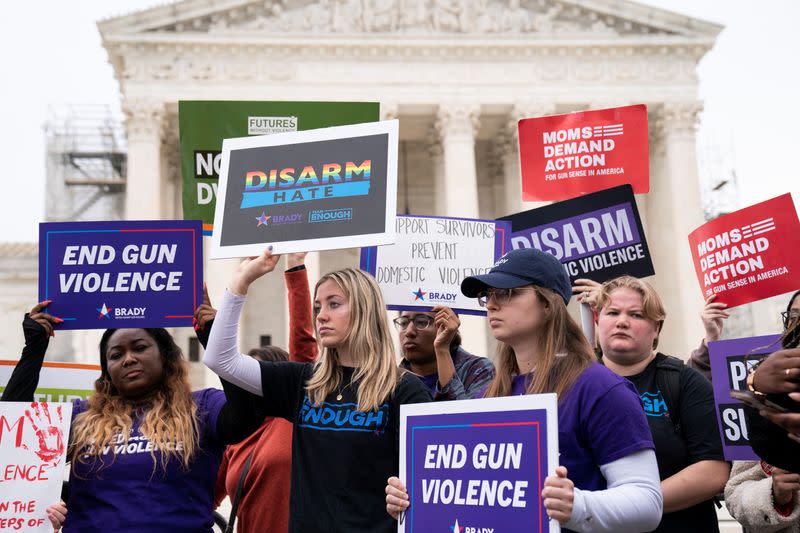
[360,215,511,315]
[0,361,99,402]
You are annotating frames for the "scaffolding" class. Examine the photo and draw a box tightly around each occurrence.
[44,105,127,221]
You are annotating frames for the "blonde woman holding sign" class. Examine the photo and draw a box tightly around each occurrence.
[203,248,431,533]
[386,248,662,532]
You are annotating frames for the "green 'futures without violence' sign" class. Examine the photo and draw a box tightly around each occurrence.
[179,100,380,234]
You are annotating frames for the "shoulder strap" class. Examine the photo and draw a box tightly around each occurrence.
[225,451,255,533]
[654,353,684,435]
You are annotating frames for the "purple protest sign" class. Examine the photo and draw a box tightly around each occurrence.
[360,215,511,316]
[39,220,203,330]
[708,334,782,461]
[499,184,654,283]
[400,395,559,533]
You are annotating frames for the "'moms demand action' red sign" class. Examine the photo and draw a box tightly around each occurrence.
[688,193,800,308]
[518,105,649,202]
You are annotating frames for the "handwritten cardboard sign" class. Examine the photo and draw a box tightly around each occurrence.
[518,105,649,201]
[39,221,203,330]
[400,394,559,533]
[0,402,72,532]
[500,185,654,283]
[360,216,510,315]
[212,120,398,257]
[688,193,800,308]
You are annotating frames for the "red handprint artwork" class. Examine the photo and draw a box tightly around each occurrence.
[23,402,66,467]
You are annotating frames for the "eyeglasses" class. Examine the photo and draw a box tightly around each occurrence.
[393,315,434,331]
[782,310,800,328]
[476,287,537,308]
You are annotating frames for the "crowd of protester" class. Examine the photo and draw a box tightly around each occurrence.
[3,243,799,533]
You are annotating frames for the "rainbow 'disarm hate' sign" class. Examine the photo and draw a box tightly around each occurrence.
[211,120,398,258]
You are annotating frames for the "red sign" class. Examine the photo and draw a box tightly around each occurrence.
[688,193,800,308]
[518,105,649,201]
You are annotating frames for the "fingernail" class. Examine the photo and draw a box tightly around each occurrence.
[55,318,64,323]
[268,245,273,252]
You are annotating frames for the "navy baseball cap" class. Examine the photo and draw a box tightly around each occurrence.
[461,248,571,305]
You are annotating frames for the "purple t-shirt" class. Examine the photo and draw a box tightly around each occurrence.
[509,363,653,492]
[63,388,226,533]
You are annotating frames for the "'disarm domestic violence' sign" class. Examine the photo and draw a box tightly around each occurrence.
[360,215,510,316]
[688,193,800,308]
[499,185,654,284]
[400,394,559,533]
[212,120,398,257]
[709,335,782,461]
[518,104,649,201]
[39,220,203,330]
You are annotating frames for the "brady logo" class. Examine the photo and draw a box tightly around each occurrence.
[114,307,147,319]
[308,208,353,223]
[97,303,113,319]
[450,520,494,533]
[493,257,508,267]
[428,292,457,303]
[247,116,298,135]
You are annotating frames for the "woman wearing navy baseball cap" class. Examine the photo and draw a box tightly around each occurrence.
[387,248,663,533]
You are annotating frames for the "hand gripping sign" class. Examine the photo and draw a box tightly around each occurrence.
[0,402,72,533]
[360,215,511,315]
[400,394,559,533]
[211,120,398,258]
[39,220,204,330]
[518,105,649,202]
[688,193,800,308]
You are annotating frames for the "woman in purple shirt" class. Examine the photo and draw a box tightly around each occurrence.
[386,248,663,532]
[2,301,266,533]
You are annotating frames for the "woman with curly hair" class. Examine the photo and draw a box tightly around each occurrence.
[2,300,266,532]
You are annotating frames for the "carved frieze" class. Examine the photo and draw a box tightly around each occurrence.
[150,0,675,37]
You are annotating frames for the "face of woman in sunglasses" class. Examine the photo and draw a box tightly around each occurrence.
[396,312,437,365]
[480,286,546,345]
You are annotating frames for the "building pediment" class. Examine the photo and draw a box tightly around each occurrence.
[99,0,722,40]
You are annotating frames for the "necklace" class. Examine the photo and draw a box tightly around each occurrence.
[336,379,353,401]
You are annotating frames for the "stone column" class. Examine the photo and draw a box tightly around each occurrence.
[435,104,481,218]
[499,103,556,215]
[434,103,488,356]
[427,128,445,215]
[646,102,705,358]
[123,98,165,219]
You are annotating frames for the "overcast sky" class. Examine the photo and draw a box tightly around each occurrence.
[0,0,796,242]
